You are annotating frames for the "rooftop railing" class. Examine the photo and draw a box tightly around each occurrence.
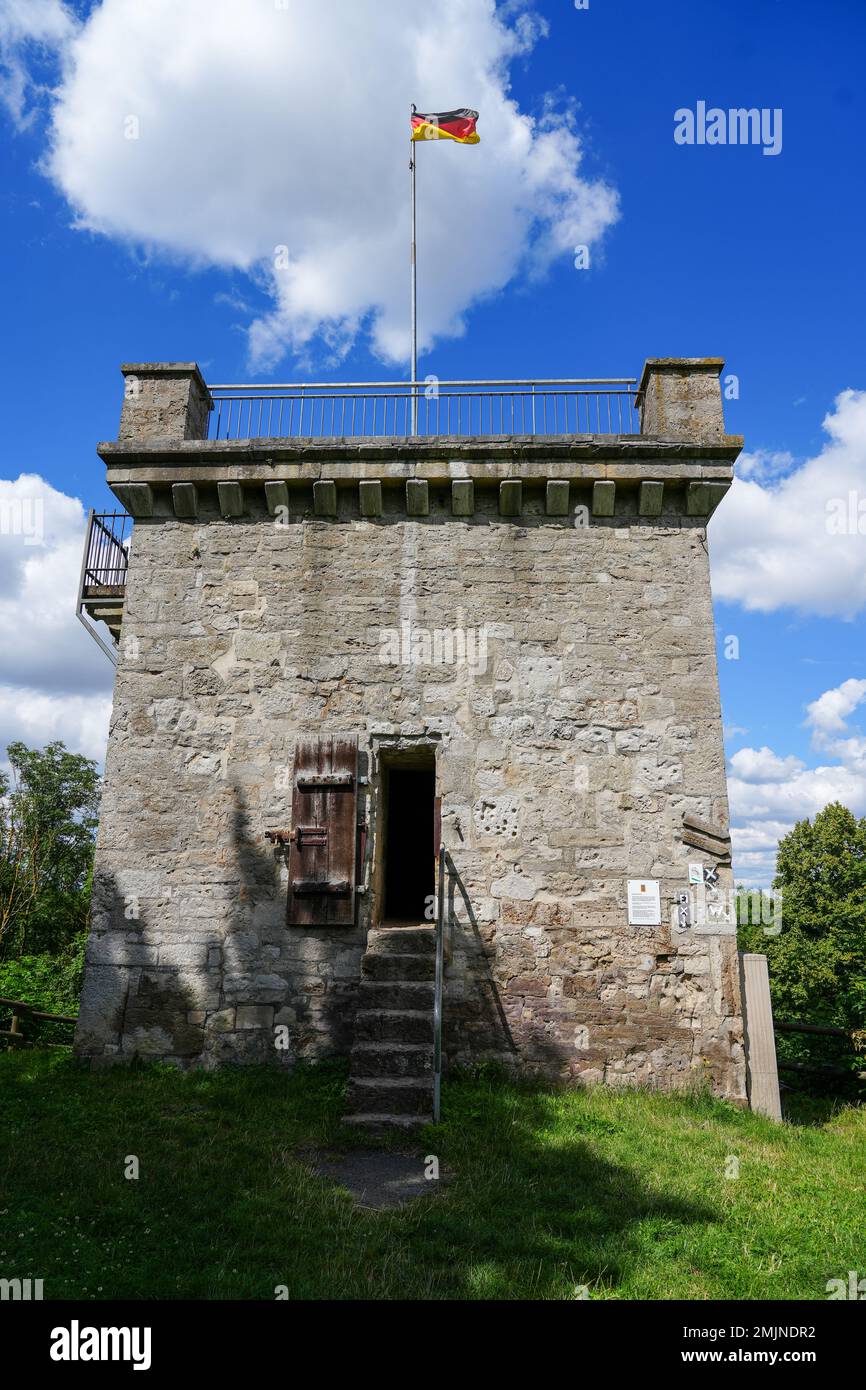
[207,378,639,441]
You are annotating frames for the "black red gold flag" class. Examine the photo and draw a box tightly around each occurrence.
[410,107,480,144]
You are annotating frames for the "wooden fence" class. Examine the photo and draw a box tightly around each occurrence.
[775,1018,865,1082]
[0,996,78,1047]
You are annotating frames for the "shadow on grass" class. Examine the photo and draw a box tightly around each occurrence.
[409,1069,720,1298]
[0,1053,730,1299]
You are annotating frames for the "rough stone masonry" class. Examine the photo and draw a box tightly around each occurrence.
[74,357,747,1104]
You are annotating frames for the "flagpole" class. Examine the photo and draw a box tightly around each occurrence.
[410,105,418,436]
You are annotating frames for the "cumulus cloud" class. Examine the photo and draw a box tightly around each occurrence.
[805,677,866,736]
[728,746,804,783]
[710,389,866,618]
[0,474,114,766]
[727,677,866,883]
[26,0,620,368]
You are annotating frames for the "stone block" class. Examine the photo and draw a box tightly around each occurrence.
[499,479,522,516]
[264,481,289,516]
[546,480,570,516]
[639,481,664,516]
[406,479,429,516]
[451,479,474,516]
[592,480,616,517]
[314,480,337,516]
[217,482,244,518]
[112,483,154,518]
[359,480,383,517]
[172,482,199,519]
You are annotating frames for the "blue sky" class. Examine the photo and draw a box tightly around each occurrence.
[1,0,865,882]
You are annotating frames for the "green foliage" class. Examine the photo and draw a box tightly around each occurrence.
[1,1054,864,1300]
[739,802,866,1079]
[0,934,86,1042]
[0,740,99,958]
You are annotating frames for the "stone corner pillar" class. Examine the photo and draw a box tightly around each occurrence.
[636,357,727,442]
[118,362,213,443]
[740,952,783,1122]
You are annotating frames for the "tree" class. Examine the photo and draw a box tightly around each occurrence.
[739,802,866,1077]
[0,741,100,958]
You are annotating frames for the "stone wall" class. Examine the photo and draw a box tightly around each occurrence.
[75,464,746,1101]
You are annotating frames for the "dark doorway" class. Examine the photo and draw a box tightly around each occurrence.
[383,767,435,923]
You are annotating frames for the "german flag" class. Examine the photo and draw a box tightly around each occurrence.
[411,107,479,144]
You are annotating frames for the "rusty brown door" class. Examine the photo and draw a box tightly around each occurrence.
[286,735,358,927]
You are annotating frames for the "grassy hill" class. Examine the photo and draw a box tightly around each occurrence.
[1,1051,863,1300]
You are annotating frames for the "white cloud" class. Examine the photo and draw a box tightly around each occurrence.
[0,474,114,765]
[0,0,77,127]
[27,0,620,368]
[728,763,866,822]
[805,677,866,735]
[735,448,795,483]
[710,389,866,618]
[728,746,804,783]
[0,685,112,766]
[727,676,866,883]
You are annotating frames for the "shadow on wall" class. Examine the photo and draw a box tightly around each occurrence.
[227,778,360,1065]
[74,867,201,1065]
[440,858,742,1097]
[443,855,518,1066]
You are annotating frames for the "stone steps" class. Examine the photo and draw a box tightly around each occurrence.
[362,952,435,983]
[354,980,434,1012]
[364,926,436,956]
[353,1009,434,1044]
[342,1113,429,1135]
[346,1075,433,1115]
[345,925,437,1132]
[351,1042,433,1078]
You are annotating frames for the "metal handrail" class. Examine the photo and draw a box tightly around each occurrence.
[210,377,637,389]
[207,377,640,441]
[433,844,447,1123]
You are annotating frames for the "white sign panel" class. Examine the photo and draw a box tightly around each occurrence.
[627,879,661,926]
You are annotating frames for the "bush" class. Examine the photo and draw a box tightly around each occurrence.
[0,934,85,1044]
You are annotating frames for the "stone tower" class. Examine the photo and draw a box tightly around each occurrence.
[74,358,747,1122]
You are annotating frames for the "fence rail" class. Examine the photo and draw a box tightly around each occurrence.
[207,379,639,442]
[0,996,77,1048]
[774,1017,865,1083]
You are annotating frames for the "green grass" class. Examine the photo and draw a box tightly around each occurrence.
[1,1051,863,1300]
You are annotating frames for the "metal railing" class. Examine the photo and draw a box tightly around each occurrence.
[434,845,446,1122]
[76,510,132,665]
[81,510,131,589]
[433,845,462,1123]
[207,378,639,441]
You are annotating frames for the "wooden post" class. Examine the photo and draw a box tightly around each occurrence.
[740,952,782,1121]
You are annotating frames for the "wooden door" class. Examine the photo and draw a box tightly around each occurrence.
[286,735,358,927]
